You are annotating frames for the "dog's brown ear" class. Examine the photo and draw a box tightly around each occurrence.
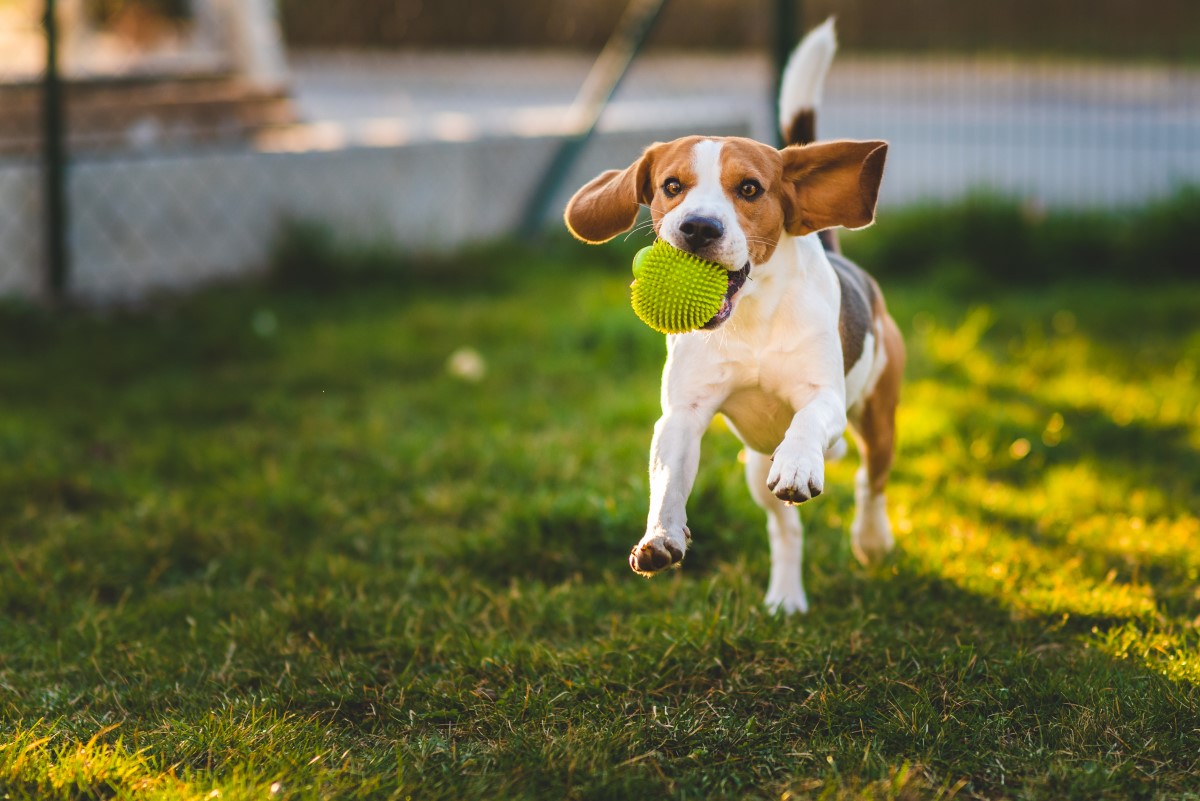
[564,147,658,244]
[780,140,888,236]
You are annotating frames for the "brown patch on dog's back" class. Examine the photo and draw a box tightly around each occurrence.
[827,251,876,373]
[855,289,905,493]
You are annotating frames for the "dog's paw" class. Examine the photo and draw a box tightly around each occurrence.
[765,587,809,615]
[850,471,895,566]
[629,526,690,576]
[851,508,894,566]
[766,447,825,505]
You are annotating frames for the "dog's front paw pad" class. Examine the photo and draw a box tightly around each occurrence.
[767,455,824,505]
[629,530,687,576]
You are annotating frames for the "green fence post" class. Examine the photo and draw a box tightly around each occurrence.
[519,0,668,238]
[771,0,804,148]
[43,0,69,305]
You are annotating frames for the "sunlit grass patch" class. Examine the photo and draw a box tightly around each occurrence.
[1091,623,1200,686]
[1,725,212,801]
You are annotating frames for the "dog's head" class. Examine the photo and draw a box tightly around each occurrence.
[565,135,887,326]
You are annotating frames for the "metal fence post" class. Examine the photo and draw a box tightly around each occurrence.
[519,0,668,238]
[771,0,804,148]
[43,0,69,305]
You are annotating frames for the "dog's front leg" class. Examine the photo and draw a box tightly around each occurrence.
[767,386,846,505]
[629,408,710,575]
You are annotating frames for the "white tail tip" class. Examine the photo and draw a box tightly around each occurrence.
[778,16,838,137]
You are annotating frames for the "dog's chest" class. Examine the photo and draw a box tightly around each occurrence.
[720,386,797,454]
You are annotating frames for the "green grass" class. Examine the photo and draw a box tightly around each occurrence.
[1,232,1199,800]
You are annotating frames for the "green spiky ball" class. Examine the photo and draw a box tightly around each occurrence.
[630,240,727,334]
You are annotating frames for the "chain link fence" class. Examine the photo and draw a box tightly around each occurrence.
[1,0,1198,304]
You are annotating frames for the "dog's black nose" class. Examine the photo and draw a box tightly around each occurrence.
[679,216,724,250]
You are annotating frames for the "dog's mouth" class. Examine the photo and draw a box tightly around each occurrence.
[701,263,751,330]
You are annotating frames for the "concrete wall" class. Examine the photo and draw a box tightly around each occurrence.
[0,119,749,303]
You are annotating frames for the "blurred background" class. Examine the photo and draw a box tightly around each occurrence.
[0,0,1198,304]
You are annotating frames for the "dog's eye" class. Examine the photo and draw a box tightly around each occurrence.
[738,179,763,199]
[662,178,683,197]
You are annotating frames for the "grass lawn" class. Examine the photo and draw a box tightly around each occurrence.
[1,236,1199,800]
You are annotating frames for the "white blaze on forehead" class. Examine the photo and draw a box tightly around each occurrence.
[690,139,728,205]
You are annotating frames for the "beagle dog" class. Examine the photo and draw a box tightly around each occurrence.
[563,19,904,613]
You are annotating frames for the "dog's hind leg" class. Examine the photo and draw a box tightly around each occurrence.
[745,449,808,614]
[848,313,905,565]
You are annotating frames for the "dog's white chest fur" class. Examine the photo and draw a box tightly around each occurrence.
[663,233,855,456]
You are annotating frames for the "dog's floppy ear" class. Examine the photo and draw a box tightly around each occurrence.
[780,140,888,236]
[564,146,658,244]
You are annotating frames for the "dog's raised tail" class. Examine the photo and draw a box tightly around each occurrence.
[779,17,836,148]
[779,17,840,250]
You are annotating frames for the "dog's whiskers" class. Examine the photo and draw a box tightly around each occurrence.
[622,222,658,242]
